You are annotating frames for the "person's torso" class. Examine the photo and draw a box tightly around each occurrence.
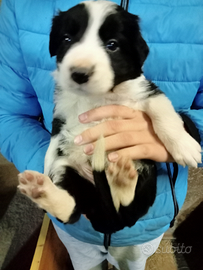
[13,0,202,245]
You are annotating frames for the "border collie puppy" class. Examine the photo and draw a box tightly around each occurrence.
[18,1,201,234]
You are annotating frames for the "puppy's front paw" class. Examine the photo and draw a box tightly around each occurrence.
[18,170,76,223]
[18,171,46,199]
[168,132,202,167]
[106,158,138,211]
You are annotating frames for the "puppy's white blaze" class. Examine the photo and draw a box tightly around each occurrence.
[82,1,116,48]
[92,135,106,171]
[83,1,117,30]
[55,1,116,96]
[80,2,117,94]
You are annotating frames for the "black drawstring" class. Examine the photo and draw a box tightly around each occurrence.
[104,233,111,250]
[166,163,179,227]
[120,0,129,11]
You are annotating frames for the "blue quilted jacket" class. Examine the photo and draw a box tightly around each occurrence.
[0,0,203,246]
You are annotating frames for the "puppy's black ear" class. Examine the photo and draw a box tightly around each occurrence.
[135,27,149,66]
[49,12,63,57]
[129,13,149,66]
[120,8,149,67]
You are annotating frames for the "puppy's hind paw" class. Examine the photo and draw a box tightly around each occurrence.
[107,158,138,211]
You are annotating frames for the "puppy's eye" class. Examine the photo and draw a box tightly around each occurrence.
[63,34,72,43]
[106,40,119,52]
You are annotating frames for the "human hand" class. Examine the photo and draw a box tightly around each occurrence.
[74,105,173,163]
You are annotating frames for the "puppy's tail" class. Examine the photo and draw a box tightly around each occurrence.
[92,135,106,171]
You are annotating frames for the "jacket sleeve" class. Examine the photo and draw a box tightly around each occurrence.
[0,0,51,173]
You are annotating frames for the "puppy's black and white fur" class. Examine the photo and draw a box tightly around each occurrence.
[18,1,201,234]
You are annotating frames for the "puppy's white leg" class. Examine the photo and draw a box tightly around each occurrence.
[18,170,76,222]
[143,94,202,167]
[106,158,138,211]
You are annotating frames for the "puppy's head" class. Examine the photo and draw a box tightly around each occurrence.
[50,1,149,95]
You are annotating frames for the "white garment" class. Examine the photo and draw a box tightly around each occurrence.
[53,223,163,270]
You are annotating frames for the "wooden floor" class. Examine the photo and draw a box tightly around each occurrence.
[30,215,73,270]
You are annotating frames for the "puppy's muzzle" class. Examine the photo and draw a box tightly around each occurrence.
[70,66,94,85]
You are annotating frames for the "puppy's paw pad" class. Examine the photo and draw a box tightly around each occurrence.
[18,171,47,199]
[107,158,138,210]
[107,158,138,187]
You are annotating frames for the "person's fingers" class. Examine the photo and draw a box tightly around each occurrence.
[83,131,152,154]
[78,105,141,123]
[75,107,173,163]
[107,144,173,163]
[74,119,150,145]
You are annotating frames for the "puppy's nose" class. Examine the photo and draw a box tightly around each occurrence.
[70,66,94,84]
